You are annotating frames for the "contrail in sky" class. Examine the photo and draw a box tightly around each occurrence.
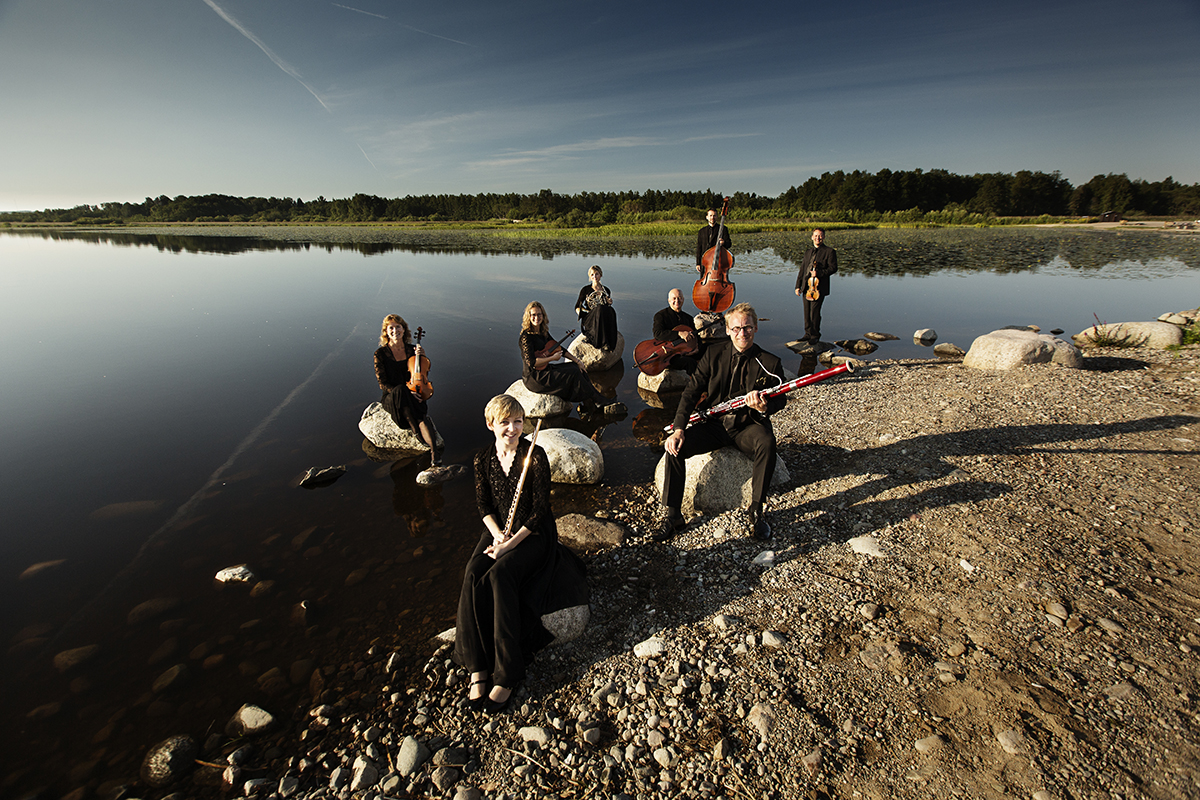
[201,0,331,112]
[332,2,387,19]
[329,2,471,46]
[356,143,377,169]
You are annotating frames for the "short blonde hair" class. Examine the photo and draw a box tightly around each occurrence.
[726,302,758,327]
[379,314,410,347]
[484,394,525,427]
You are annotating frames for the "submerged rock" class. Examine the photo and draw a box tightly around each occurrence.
[298,465,346,488]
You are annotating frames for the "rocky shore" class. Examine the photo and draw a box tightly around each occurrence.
[21,337,1200,800]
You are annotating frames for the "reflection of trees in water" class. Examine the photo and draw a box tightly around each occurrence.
[5,227,1198,276]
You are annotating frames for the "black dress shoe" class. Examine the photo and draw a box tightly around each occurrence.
[748,508,773,541]
[466,679,489,712]
[652,508,685,541]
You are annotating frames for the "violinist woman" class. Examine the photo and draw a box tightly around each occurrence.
[454,394,589,713]
[519,301,625,416]
[374,314,446,481]
[575,265,618,352]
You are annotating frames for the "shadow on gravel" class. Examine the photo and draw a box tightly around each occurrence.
[1082,355,1151,372]
[775,413,1199,551]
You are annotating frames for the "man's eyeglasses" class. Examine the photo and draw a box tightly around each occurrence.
[728,325,756,334]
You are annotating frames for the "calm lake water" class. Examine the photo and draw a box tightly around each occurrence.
[1,224,1198,789]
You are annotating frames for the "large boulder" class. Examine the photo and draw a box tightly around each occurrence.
[653,448,791,515]
[963,329,1082,370]
[1072,321,1183,349]
[638,368,690,394]
[504,380,572,418]
[557,513,628,549]
[568,332,625,372]
[359,404,445,451]
[530,428,603,484]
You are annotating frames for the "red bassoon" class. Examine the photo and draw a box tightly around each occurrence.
[664,362,854,433]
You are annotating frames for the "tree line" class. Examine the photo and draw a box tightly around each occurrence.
[4,169,1198,225]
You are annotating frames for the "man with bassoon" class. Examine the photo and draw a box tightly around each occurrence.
[655,302,783,542]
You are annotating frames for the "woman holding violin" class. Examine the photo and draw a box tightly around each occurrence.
[575,265,618,352]
[519,301,625,416]
[374,314,447,481]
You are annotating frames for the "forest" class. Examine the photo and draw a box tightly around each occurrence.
[3,169,1198,225]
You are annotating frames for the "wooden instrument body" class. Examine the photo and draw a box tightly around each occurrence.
[692,197,735,313]
[406,327,434,401]
[633,325,700,376]
[534,329,576,370]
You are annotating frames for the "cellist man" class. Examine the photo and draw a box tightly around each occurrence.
[651,288,701,374]
[695,208,731,273]
[654,303,784,543]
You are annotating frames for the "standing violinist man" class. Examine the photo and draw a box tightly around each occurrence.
[695,208,732,273]
[794,228,838,343]
[655,303,784,542]
[651,288,701,374]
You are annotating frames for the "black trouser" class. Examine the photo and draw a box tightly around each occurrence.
[454,531,548,687]
[803,295,825,340]
[661,419,776,509]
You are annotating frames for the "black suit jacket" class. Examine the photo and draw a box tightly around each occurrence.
[795,244,838,296]
[673,339,786,431]
[696,224,732,266]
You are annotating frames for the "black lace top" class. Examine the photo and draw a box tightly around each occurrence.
[474,439,552,536]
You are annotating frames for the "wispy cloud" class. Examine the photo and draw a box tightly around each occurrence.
[331,3,387,19]
[201,0,331,112]
[402,25,473,47]
[469,132,761,169]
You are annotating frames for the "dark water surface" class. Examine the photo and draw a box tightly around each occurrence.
[1,225,1198,791]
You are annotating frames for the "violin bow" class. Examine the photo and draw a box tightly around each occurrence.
[499,419,544,543]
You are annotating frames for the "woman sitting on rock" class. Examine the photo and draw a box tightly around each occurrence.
[575,264,618,352]
[455,394,589,713]
[374,314,449,484]
[519,301,625,416]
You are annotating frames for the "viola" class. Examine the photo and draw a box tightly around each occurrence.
[535,329,576,370]
[692,196,735,314]
[806,271,820,301]
[406,327,434,401]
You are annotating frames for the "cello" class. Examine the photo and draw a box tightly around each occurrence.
[692,196,735,314]
[406,327,434,401]
[632,316,725,376]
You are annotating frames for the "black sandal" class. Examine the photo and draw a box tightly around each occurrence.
[466,679,489,712]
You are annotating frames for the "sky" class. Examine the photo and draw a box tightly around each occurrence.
[1,0,1198,212]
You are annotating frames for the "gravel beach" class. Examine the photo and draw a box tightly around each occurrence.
[21,338,1200,800]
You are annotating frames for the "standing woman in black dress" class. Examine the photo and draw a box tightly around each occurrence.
[575,264,618,352]
[374,314,445,479]
[519,301,624,416]
[454,394,588,713]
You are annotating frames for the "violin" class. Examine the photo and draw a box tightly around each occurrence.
[806,271,820,301]
[535,329,576,370]
[692,196,735,314]
[406,327,434,401]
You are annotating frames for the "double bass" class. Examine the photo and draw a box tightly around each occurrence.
[692,197,735,314]
[406,327,434,401]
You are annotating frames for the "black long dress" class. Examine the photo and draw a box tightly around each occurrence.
[519,330,601,403]
[453,441,589,686]
[576,284,618,351]
[374,344,428,430]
